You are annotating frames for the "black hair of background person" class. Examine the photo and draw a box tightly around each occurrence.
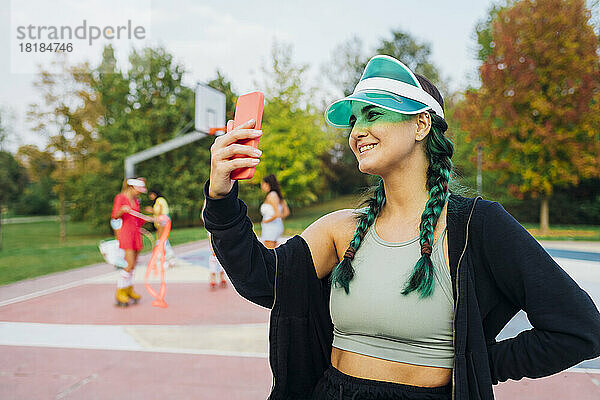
[262,174,284,201]
[149,188,164,206]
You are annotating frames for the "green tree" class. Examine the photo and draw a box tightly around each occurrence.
[62,45,129,228]
[28,45,217,230]
[325,31,444,97]
[375,30,443,90]
[74,45,201,228]
[474,2,507,63]
[455,0,600,233]
[324,36,368,97]
[27,55,92,242]
[0,151,27,249]
[15,145,56,215]
[249,42,335,208]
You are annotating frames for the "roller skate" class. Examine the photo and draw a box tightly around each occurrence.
[115,288,130,307]
[126,286,141,304]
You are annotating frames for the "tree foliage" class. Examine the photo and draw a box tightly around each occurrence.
[324,36,368,97]
[376,30,442,90]
[27,45,204,230]
[81,45,201,228]
[27,55,95,241]
[0,151,27,206]
[14,145,56,215]
[456,0,600,202]
[474,2,507,63]
[244,43,336,208]
[208,70,237,122]
[0,151,27,249]
[325,31,444,97]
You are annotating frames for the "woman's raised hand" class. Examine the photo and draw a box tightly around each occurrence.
[208,119,263,199]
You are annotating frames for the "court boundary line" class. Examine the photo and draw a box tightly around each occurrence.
[0,245,212,308]
[0,342,268,358]
[0,272,117,307]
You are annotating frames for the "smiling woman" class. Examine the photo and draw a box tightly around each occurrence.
[348,104,415,173]
[203,54,600,400]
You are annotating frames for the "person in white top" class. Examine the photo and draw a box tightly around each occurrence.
[260,174,290,249]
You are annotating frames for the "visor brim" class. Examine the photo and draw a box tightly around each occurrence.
[325,91,429,128]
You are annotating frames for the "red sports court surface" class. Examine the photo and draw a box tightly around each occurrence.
[2,346,271,400]
[0,283,268,325]
[0,279,272,399]
[1,241,599,399]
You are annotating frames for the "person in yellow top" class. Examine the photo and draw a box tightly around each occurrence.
[146,189,176,267]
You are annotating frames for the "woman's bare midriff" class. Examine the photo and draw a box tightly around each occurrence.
[331,347,452,387]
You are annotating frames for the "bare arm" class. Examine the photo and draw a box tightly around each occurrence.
[281,200,290,219]
[114,205,131,218]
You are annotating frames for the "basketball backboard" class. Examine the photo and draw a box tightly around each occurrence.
[195,83,226,133]
[124,84,226,178]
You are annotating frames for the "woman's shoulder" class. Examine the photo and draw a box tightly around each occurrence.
[448,192,499,218]
[300,208,358,279]
[114,192,125,201]
[448,194,515,239]
[316,208,359,225]
[266,191,280,200]
[300,209,358,250]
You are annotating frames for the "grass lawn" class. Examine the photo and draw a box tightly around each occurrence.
[521,224,600,241]
[0,193,598,285]
[0,221,207,285]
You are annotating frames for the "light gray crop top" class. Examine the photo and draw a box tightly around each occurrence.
[330,219,454,368]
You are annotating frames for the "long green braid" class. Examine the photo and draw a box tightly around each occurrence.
[330,113,453,299]
[329,177,387,294]
[401,114,452,298]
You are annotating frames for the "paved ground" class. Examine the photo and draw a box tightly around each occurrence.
[0,238,598,399]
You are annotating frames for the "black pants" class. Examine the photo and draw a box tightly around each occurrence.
[311,365,452,400]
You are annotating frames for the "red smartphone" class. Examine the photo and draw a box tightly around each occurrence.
[230,91,265,180]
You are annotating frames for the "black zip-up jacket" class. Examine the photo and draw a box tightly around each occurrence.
[203,180,600,400]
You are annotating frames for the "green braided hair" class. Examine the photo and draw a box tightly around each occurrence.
[330,75,454,299]
[401,112,452,298]
[329,115,411,295]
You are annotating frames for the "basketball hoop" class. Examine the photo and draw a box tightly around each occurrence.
[124,83,226,178]
[209,127,227,136]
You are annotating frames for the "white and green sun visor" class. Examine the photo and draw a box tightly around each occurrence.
[325,55,444,128]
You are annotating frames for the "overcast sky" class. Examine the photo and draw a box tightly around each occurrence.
[1,0,497,152]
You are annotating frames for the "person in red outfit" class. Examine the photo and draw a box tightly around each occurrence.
[111,177,147,306]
